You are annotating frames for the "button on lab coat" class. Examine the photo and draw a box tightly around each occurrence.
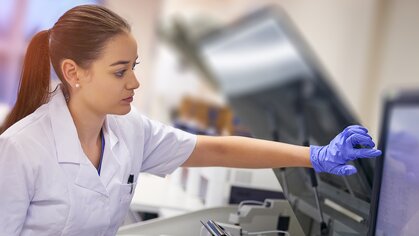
[0,88,197,235]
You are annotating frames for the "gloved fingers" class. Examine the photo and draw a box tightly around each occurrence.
[347,133,375,148]
[346,128,369,136]
[343,126,370,138]
[352,148,382,159]
[329,165,357,176]
[345,125,368,133]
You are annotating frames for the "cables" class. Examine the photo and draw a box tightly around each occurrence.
[243,230,290,236]
[236,200,291,235]
[238,200,264,211]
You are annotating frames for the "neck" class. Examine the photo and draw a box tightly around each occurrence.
[67,99,105,148]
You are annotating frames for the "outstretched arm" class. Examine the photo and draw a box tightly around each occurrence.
[182,125,382,176]
[183,136,311,168]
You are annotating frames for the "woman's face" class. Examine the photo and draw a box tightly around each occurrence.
[76,32,140,116]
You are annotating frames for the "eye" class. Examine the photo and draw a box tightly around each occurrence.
[115,70,126,78]
[132,61,140,71]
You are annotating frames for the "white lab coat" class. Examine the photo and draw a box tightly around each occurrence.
[0,88,197,236]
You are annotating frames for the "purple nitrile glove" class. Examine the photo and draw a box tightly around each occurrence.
[310,125,382,176]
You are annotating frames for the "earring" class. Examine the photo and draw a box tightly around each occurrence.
[75,83,80,88]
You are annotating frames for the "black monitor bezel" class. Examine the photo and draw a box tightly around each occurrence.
[368,91,419,235]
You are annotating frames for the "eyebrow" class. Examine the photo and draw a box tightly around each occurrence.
[109,56,139,67]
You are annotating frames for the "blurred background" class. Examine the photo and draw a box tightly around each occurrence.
[1,0,419,233]
[1,0,419,137]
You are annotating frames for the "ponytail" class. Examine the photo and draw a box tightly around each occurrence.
[1,30,51,133]
[1,5,131,133]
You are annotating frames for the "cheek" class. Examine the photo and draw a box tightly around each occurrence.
[102,85,126,108]
[101,89,122,105]
[95,77,122,97]
[85,83,118,105]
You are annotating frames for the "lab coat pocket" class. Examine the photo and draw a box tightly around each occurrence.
[115,182,137,227]
[119,182,136,201]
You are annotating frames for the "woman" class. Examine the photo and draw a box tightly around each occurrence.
[0,5,381,235]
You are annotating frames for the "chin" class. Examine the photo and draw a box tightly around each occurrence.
[111,106,132,115]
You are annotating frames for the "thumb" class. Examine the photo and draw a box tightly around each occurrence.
[330,165,357,176]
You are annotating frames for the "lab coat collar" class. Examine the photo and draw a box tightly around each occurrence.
[101,116,124,188]
[49,88,86,164]
[104,117,119,149]
[48,87,122,197]
[49,87,120,164]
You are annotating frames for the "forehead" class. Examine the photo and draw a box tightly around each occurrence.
[98,32,138,64]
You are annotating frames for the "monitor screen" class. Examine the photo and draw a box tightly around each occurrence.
[370,94,419,235]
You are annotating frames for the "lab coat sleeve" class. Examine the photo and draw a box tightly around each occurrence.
[139,114,197,177]
[0,137,35,234]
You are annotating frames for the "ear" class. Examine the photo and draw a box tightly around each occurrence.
[61,59,81,88]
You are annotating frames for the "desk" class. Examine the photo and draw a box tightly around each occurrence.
[119,206,237,235]
[130,174,204,218]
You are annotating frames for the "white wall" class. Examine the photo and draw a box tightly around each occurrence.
[274,0,380,125]
[363,0,419,136]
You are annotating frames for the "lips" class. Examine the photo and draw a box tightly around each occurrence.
[122,96,134,103]
[122,94,134,103]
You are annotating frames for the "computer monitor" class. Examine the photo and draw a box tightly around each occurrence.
[368,91,419,236]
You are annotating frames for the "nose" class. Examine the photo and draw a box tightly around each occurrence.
[127,72,140,90]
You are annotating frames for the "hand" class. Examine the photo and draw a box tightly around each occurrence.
[310,125,382,175]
